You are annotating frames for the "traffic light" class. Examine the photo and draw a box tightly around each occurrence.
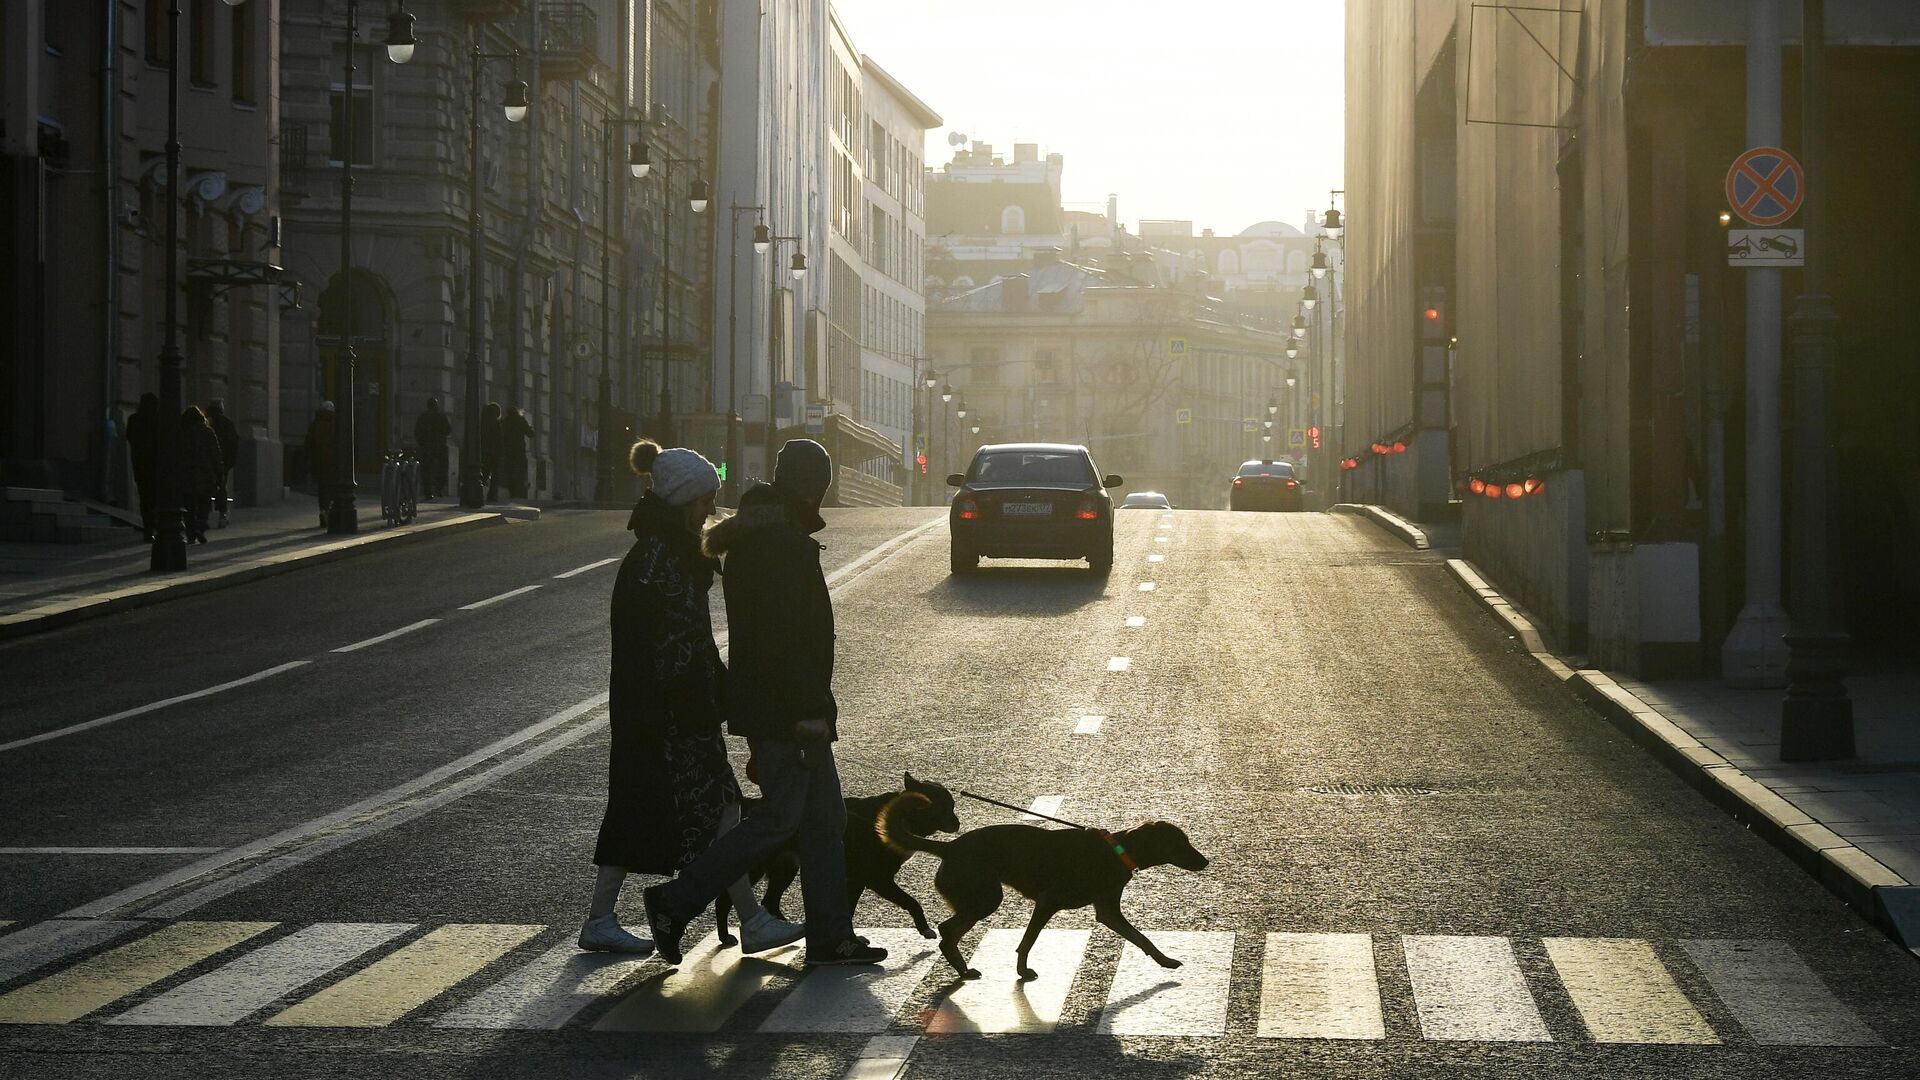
[1421,286,1447,343]
[916,452,928,476]
[716,462,728,482]
[1308,425,1322,450]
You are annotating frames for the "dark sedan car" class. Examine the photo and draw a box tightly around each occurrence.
[948,443,1121,574]
[1229,459,1303,511]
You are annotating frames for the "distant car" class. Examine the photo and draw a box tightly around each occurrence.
[1229,459,1302,512]
[948,443,1121,575]
[1119,491,1172,510]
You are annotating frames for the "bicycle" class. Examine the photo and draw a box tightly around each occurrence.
[380,450,420,527]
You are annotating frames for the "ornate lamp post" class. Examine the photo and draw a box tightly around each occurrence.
[455,38,526,508]
[755,230,805,469]
[630,143,708,445]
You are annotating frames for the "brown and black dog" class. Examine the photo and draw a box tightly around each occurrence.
[877,791,1208,980]
[714,773,962,945]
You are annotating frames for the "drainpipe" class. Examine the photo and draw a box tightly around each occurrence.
[100,0,121,502]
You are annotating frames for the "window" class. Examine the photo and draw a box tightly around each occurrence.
[146,0,171,65]
[970,347,1000,386]
[328,46,374,166]
[190,0,216,86]
[1000,205,1025,234]
[230,0,255,104]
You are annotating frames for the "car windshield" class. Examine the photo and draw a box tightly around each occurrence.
[1238,461,1294,478]
[972,451,1095,485]
[1122,493,1168,507]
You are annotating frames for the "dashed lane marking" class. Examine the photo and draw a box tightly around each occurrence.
[760,929,941,1033]
[436,940,655,1030]
[926,929,1089,1033]
[457,584,543,611]
[1107,656,1132,672]
[1148,554,1165,562]
[1257,932,1385,1040]
[0,921,275,1025]
[1403,935,1551,1042]
[843,1034,919,1080]
[266,923,542,1028]
[1137,582,1156,592]
[109,923,414,1027]
[1098,930,1233,1037]
[1022,795,1066,821]
[553,557,619,579]
[0,661,311,755]
[1074,716,1105,735]
[0,920,143,986]
[1545,937,1718,1044]
[1153,536,1169,544]
[332,618,441,654]
[1681,939,1881,1046]
[0,847,221,855]
[592,933,802,1033]
[1125,615,1146,628]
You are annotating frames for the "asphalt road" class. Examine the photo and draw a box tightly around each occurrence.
[1,505,1916,1079]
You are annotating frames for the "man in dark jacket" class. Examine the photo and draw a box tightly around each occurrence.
[413,398,451,498]
[206,399,240,526]
[643,439,884,968]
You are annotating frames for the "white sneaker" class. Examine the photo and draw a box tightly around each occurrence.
[578,914,654,955]
[739,910,806,953]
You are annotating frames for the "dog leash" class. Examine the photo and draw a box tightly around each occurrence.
[952,789,1138,873]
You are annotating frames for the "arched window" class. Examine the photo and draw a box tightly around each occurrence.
[1216,249,1240,275]
[1286,250,1308,273]
[1000,205,1026,234]
[953,275,976,290]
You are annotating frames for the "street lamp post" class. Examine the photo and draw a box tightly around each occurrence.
[457,39,525,508]
[718,206,769,502]
[630,143,707,445]
[756,231,805,470]
[916,365,939,505]
[151,0,196,570]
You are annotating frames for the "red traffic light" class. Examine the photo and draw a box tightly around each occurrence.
[1469,478,1487,494]
[1424,306,1440,321]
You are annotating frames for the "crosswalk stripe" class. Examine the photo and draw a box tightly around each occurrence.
[1680,939,1879,1046]
[1256,932,1384,1040]
[0,921,274,1025]
[926,929,1089,1034]
[0,920,143,987]
[1022,795,1065,820]
[760,929,941,1033]
[1403,935,1550,1042]
[1544,938,1718,1044]
[844,1034,919,1080]
[264,923,541,1028]
[1098,930,1232,1037]
[593,932,803,1032]
[435,942,654,1030]
[107,923,414,1027]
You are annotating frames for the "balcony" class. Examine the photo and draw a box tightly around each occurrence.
[536,3,597,81]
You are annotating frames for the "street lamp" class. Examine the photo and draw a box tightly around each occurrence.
[632,142,708,445]
[941,384,954,404]
[752,221,771,254]
[1322,206,1343,240]
[324,0,413,535]
[1291,313,1308,340]
[456,39,525,509]
[1285,340,1300,360]
[1302,277,1318,312]
[756,227,806,471]
[1267,399,1278,417]
[1310,245,1330,279]
[788,252,807,280]
[721,202,770,502]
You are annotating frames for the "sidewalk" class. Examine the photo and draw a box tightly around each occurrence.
[1354,503,1920,956]
[0,494,509,639]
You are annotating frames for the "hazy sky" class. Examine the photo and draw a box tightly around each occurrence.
[829,0,1347,237]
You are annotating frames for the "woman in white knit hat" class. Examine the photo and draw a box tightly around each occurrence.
[580,443,803,954]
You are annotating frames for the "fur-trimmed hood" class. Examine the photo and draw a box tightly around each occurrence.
[703,482,823,557]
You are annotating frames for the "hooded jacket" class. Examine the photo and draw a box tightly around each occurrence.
[610,492,725,735]
[703,481,836,741]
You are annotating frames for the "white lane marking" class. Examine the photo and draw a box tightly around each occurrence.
[842,1035,919,1080]
[1153,536,1169,544]
[1074,716,1105,735]
[553,557,619,579]
[108,923,414,1027]
[0,661,311,755]
[1402,935,1550,1042]
[458,584,543,611]
[1156,523,1172,530]
[0,847,222,855]
[592,932,803,1032]
[1022,795,1065,821]
[1125,615,1147,628]
[1098,930,1232,1037]
[926,929,1089,1033]
[0,920,143,985]
[1257,932,1384,1040]
[824,517,946,589]
[760,929,940,1033]
[1543,938,1718,1044]
[1148,554,1165,562]
[1107,656,1131,672]
[1137,582,1156,592]
[63,693,608,918]
[1680,939,1879,1045]
[436,941,656,1030]
[332,618,441,654]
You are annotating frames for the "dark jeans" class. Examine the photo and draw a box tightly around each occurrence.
[654,737,851,951]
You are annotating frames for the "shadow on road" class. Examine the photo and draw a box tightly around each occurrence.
[923,566,1110,617]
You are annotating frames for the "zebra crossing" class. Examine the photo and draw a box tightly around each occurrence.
[0,917,1884,1046]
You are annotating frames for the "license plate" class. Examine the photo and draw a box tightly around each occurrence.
[1002,502,1052,516]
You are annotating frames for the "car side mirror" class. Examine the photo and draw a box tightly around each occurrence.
[1103,474,1123,488]
[945,473,966,487]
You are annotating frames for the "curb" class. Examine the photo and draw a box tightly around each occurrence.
[0,512,507,642]
[1350,503,1431,550]
[1436,554,1918,952]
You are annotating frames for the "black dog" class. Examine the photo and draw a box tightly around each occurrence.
[714,772,961,945]
[877,790,1208,980]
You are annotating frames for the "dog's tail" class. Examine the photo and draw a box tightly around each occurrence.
[876,791,951,858]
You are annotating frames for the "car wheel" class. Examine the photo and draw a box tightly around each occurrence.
[1088,537,1114,575]
[950,544,979,575]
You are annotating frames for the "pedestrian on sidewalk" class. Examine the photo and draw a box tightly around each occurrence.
[643,440,886,969]
[413,398,451,499]
[480,402,503,504]
[304,402,336,525]
[582,447,805,956]
[499,406,535,499]
[180,406,223,545]
[207,399,239,527]
[127,393,160,541]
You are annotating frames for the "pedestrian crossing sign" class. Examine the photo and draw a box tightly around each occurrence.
[1288,428,1307,449]
[1175,408,1193,425]
[1168,337,1188,356]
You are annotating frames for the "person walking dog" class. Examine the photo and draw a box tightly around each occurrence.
[643,439,885,968]
[581,446,803,955]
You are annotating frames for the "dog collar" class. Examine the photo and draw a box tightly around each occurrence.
[1101,830,1139,873]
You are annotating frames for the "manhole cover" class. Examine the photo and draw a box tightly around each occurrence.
[1303,783,1437,797]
